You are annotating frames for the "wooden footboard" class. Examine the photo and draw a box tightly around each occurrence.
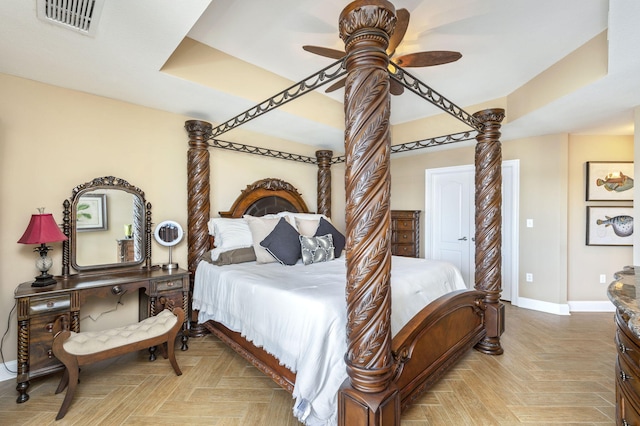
[391,289,487,410]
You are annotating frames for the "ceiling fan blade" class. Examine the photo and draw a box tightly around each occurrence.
[302,45,346,60]
[388,8,409,56]
[325,77,347,93]
[395,51,462,67]
[390,78,404,96]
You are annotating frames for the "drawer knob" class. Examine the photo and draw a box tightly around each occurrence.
[620,370,632,381]
[165,281,175,287]
[47,349,53,359]
[111,285,124,296]
[619,343,628,354]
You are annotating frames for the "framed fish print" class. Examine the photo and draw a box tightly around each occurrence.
[586,161,634,201]
[586,206,633,246]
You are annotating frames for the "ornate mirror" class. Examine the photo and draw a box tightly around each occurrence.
[62,176,152,276]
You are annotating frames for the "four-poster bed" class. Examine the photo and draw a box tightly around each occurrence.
[183,1,505,424]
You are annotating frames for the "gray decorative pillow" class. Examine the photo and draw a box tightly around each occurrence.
[299,234,335,265]
[212,247,256,266]
[315,217,346,258]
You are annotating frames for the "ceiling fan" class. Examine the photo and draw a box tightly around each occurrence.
[303,8,461,95]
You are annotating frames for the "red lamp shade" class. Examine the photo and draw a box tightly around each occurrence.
[17,214,67,244]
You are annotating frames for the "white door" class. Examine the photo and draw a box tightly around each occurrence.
[426,161,519,303]
[428,167,475,287]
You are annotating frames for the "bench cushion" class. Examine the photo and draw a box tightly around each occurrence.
[62,309,178,355]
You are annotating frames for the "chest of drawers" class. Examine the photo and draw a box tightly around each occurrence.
[615,308,640,424]
[390,210,420,258]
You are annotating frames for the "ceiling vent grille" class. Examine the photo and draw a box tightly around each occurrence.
[37,0,105,36]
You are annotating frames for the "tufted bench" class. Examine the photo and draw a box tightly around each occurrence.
[51,307,184,420]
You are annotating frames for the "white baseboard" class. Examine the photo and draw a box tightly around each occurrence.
[516,297,571,315]
[0,360,17,382]
[568,300,616,312]
[515,297,615,315]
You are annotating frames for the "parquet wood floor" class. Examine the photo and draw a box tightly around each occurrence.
[0,303,616,425]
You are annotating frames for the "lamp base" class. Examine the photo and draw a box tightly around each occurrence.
[32,274,57,287]
[161,263,178,271]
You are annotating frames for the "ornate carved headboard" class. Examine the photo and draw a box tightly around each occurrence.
[219,178,310,218]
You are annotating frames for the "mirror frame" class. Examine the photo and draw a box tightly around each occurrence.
[61,176,152,276]
[154,220,184,247]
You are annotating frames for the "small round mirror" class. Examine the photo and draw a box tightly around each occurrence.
[154,220,183,269]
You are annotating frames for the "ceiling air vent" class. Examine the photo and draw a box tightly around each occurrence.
[36,0,105,36]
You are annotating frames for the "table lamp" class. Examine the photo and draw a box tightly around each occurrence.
[18,208,68,287]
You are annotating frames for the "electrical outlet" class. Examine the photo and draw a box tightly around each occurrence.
[600,274,607,284]
[526,273,533,282]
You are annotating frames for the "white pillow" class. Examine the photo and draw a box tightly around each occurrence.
[295,217,320,237]
[207,218,253,249]
[244,215,283,263]
[277,212,327,221]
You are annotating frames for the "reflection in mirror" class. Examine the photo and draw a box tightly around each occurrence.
[62,176,152,276]
[75,189,144,266]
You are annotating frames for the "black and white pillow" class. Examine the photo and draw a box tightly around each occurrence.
[299,234,335,265]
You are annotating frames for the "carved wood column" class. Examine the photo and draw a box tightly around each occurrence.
[473,108,506,355]
[338,1,400,425]
[316,150,333,218]
[184,119,212,337]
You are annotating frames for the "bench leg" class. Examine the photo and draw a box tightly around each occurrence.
[167,337,182,376]
[56,362,79,421]
[55,368,69,394]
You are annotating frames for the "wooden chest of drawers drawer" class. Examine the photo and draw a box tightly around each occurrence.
[392,244,416,257]
[156,278,184,292]
[28,312,69,375]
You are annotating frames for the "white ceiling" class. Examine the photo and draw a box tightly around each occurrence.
[1,0,638,153]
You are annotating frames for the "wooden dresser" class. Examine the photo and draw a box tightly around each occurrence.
[390,210,420,258]
[608,267,640,424]
[14,267,189,403]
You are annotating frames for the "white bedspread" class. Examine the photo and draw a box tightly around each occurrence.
[193,255,466,425]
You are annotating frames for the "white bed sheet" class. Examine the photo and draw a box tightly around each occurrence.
[193,255,466,426]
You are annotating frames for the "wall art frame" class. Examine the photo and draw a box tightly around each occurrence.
[76,193,108,231]
[586,205,633,246]
[585,161,634,201]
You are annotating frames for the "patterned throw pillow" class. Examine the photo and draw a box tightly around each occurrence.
[299,234,335,265]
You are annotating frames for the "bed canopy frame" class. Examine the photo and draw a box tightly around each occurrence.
[184,1,504,424]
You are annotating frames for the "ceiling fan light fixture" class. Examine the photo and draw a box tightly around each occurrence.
[36,0,105,37]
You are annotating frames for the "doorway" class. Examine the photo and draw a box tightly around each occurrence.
[425,160,519,303]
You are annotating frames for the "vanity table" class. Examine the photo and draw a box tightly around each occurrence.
[14,267,189,403]
[607,266,640,424]
[14,176,190,403]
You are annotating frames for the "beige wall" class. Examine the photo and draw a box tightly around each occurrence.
[0,73,323,359]
[568,135,633,300]
[390,131,633,307]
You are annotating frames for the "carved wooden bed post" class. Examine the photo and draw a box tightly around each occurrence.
[316,150,333,218]
[472,108,506,355]
[337,1,399,424]
[184,119,212,337]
